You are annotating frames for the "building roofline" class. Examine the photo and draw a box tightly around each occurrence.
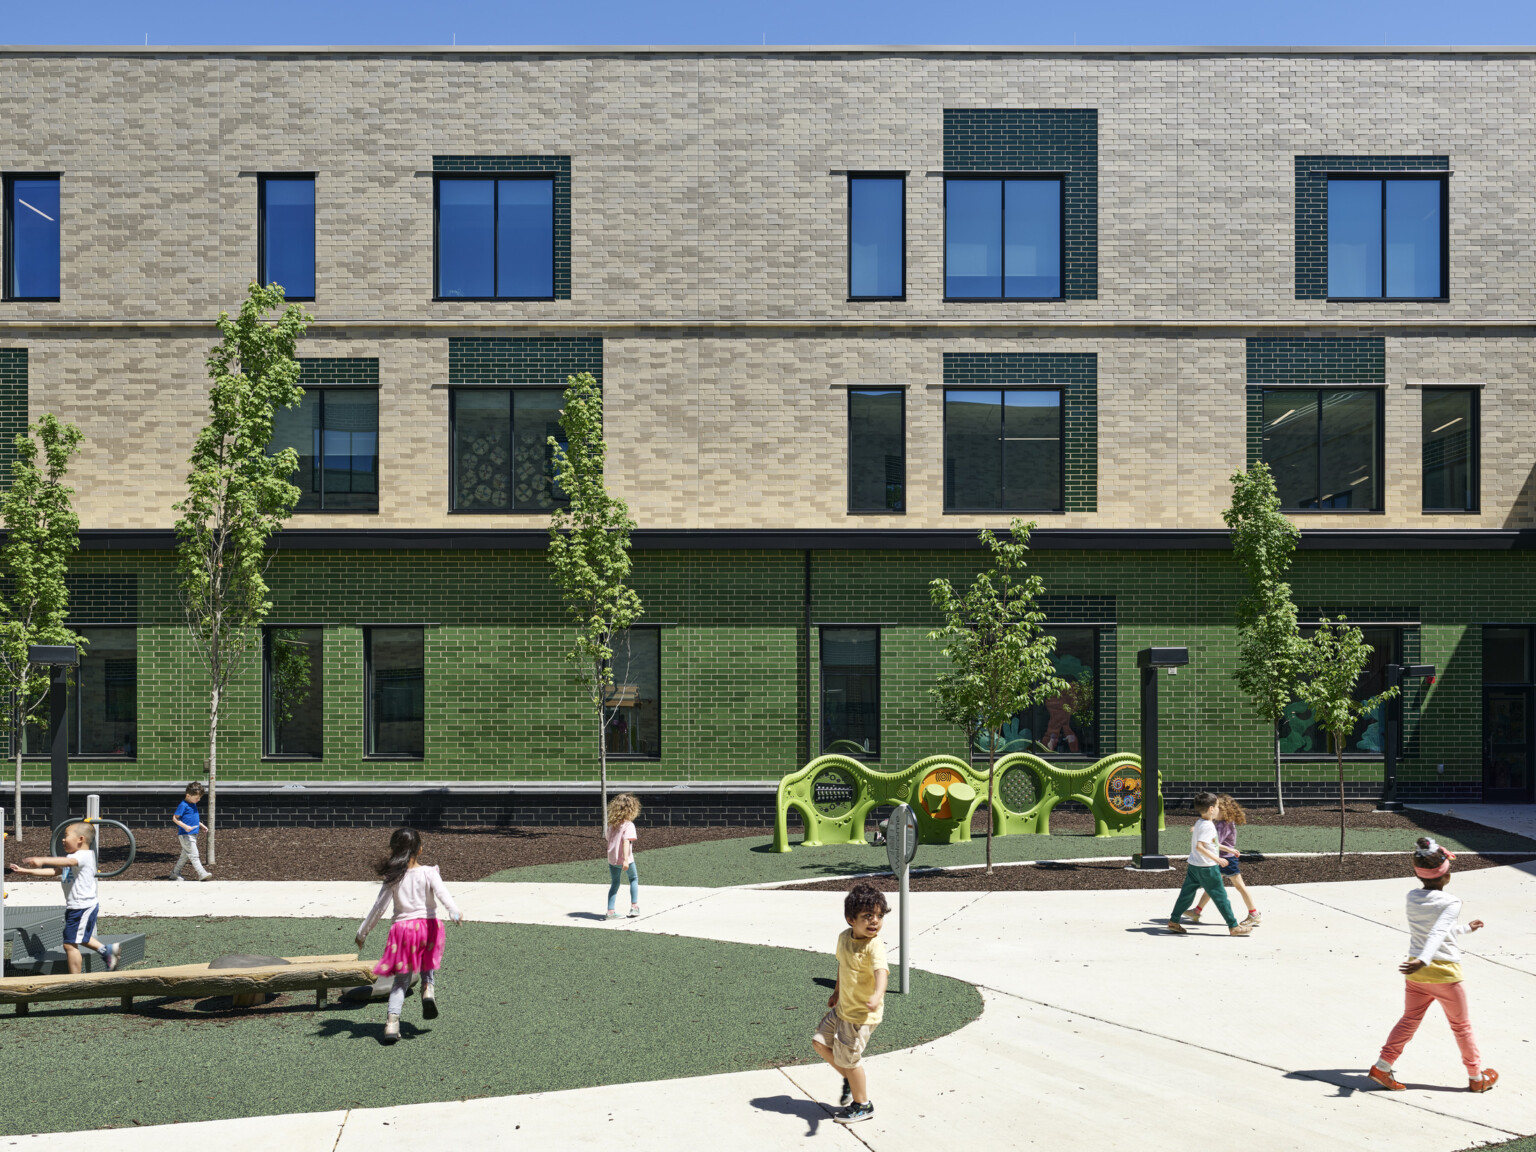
[1,44,1535,58]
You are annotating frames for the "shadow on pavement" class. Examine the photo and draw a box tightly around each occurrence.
[750,1094,835,1135]
[1286,1069,1469,1096]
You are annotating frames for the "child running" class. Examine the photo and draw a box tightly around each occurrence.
[170,780,212,881]
[8,822,120,973]
[1166,792,1253,937]
[1368,838,1499,1093]
[605,792,641,920]
[355,827,462,1045]
[811,881,890,1125]
[1184,793,1260,928]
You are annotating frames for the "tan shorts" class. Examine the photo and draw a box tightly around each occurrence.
[813,1009,876,1069]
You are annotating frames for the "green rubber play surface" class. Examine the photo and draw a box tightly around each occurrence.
[483,823,1536,888]
[0,916,982,1136]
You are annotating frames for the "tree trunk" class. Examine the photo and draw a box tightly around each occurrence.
[1337,741,1346,865]
[986,736,996,874]
[1274,735,1285,817]
[207,683,220,867]
[598,700,609,832]
[12,692,22,842]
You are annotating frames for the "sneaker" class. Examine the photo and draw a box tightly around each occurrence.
[102,943,121,972]
[422,987,439,1020]
[169,874,185,882]
[835,1102,874,1125]
[1469,1068,1499,1093]
[839,1078,852,1107]
[198,872,213,882]
[1242,910,1263,926]
[606,909,620,920]
[627,905,640,918]
[1228,924,1253,937]
[382,1016,401,1045]
[1183,908,1203,923]
[1368,1065,1405,1091]
[1166,921,1187,935]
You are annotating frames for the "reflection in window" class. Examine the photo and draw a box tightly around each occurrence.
[1261,388,1381,511]
[436,176,554,299]
[367,627,424,757]
[1422,389,1477,512]
[848,389,904,512]
[849,176,904,298]
[973,627,1098,759]
[265,627,323,757]
[270,389,379,511]
[23,627,137,757]
[450,388,567,511]
[821,628,879,757]
[1281,625,1399,756]
[259,176,316,299]
[944,388,1062,511]
[1327,176,1444,299]
[6,176,61,300]
[945,177,1061,299]
[605,627,660,758]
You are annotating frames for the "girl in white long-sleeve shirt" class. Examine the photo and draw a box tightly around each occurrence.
[356,827,462,1044]
[1368,838,1498,1093]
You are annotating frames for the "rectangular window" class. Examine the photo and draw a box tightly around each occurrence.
[264,626,324,758]
[605,627,660,759]
[4,175,61,300]
[1327,176,1446,300]
[1483,625,1534,802]
[973,626,1099,760]
[945,177,1062,300]
[366,627,424,758]
[269,389,379,511]
[848,176,904,299]
[1261,388,1382,511]
[435,176,554,300]
[821,627,880,757]
[944,388,1062,512]
[23,627,138,758]
[848,389,904,512]
[1422,388,1478,513]
[450,388,567,511]
[1281,626,1399,757]
[259,175,316,300]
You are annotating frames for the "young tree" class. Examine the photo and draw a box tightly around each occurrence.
[1224,462,1305,816]
[547,372,643,827]
[928,519,1067,872]
[1297,617,1399,862]
[174,283,310,865]
[0,415,85,841]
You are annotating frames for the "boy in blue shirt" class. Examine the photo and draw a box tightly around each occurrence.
[171,781,212,881]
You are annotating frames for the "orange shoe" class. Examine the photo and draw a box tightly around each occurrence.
[1469,1068,1499,1093]
[1368,1065,1405,1091]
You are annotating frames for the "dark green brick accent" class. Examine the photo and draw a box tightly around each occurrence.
[1245,387,1264,469]
[943,352,1097,512]
[448,337,603,385]
[1294,155,1449,299]
[66,574,138,623]
[943,109,1098,300]
[1246,337,1385,384]
[296,358,379,386]
[0,348,28,485]
[433,156,572,299]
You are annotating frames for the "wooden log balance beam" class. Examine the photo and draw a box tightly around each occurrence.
[0,954,375,1014]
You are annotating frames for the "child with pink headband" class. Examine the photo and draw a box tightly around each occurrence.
[1368,838,1498,1093]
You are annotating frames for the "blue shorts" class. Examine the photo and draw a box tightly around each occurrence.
[62,905,99,945]
[1217,857,1241,877]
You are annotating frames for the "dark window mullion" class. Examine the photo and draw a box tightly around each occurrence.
[491,180,500,298]
[1315,390,1324,510]
[998,180,1008,299]
[315,390,327,511]
[1379,179,1388,299]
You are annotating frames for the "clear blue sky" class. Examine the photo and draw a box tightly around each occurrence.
[3,0,1535,47]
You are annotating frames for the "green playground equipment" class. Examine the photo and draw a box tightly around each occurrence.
[772,750,1163,853]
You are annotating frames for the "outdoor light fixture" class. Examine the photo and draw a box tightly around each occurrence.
[1134,646,1189,870]
[28,644,79,830]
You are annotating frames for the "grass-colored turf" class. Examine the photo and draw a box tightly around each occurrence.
[482,822,1536,888]
[0,916,982,1136]
[1458,1138,1535,1151]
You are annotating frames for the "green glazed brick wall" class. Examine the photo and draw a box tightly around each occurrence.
[942,109,1098,300]
[1246,337,1386,467]
[296,358,380,385]
[942,352,1097,512]
[448,337,603,385]
[433,155,572,300]
[1293,156,1450,300]
[0,348,27,482]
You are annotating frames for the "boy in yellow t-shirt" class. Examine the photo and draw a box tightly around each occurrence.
[812,882,890,1126]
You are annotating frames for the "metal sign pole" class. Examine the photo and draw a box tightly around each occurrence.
[48,665,68,834]
[1,806,7,970]
[887,803,917,994]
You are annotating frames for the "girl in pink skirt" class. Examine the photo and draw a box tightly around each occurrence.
[356,827,462,1044]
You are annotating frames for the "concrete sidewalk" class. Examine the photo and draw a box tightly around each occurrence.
[6,865,1535,1150]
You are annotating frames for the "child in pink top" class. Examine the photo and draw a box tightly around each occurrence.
[606,792,641,920]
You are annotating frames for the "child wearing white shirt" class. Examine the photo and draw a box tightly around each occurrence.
[1165,793,1252,937]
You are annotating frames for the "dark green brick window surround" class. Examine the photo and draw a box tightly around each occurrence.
[297,358,379,387]
[943,110,1097,301]
[1293,156,1450,301]
[943,352,1097,512]
[448,337,601,385]
[283,359,381,514]
[433,156,571,301]
[0,348,26,486]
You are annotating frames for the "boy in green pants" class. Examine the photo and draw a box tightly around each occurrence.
[1167,793,1253,937]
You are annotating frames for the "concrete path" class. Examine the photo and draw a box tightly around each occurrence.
[7,866,1536,1150]
[1412,803,1536,844]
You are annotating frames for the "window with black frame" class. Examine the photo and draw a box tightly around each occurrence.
[5,175,60,301]
[1483,626,1535,802]
[1327,175,1446,300]
[944,388,1062,511]
[605,627,660,759]
[848,389,904,512]
[264,626,324,758]
[945,176,1062,300]
[1261,388,1382,511]
[366,627,424,758]
[972,627,1098,759]
[1422,388,1478,513]
[450,388,567,511]
[21,627,137,758]
[1279,625,1399,757]
[821,628,879,757]
[269,389,378,511]
[848,175,904,299]
[435,175,555,300]
[258,175,316,300]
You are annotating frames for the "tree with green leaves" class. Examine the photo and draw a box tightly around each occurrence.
[174,283,310,865]
[1223,462,1306,815]
[547,372,643,827]
[929,519,1067,872]
[0,415,85,841]
[1297,616,1399,862]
